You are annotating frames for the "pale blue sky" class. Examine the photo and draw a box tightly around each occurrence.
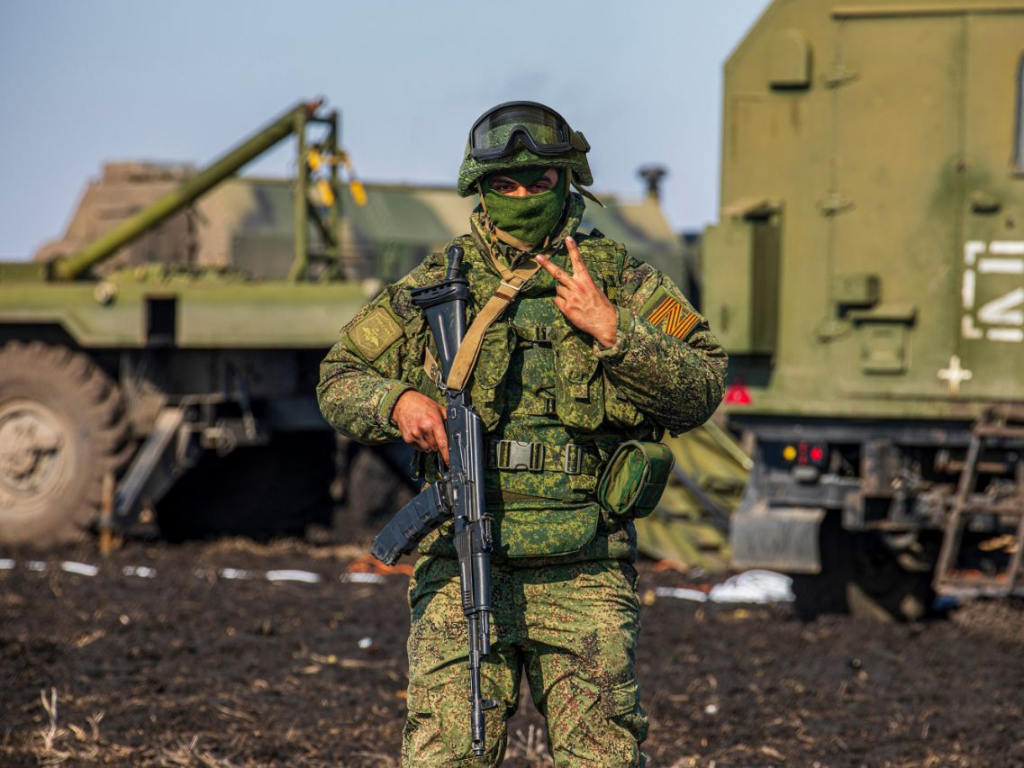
[0,0,770,258]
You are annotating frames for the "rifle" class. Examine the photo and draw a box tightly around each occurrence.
[370,245,498,756]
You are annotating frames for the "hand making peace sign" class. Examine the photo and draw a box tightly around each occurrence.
[535,237,619,349]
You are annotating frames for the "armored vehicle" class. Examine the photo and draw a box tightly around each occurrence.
[706,0,1024,617]
[0,98,702,547]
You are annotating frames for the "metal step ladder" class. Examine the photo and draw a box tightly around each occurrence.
[934,406,1024,596]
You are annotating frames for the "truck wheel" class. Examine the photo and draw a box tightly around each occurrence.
[0,342,130,545]
[846,533,935,623]
[792,517,935,622]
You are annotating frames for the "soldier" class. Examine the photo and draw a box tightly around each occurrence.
[318,101,727,766]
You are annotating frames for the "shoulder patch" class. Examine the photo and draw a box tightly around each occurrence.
[640,286,701,342]
[348,306,404,361]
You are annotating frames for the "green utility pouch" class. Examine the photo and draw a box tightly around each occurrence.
[597,441,675,519]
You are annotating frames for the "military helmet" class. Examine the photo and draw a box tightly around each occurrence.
[456,101,594,197]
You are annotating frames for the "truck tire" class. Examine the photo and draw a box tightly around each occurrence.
[0,342,130,546]
[846,533,935,623]
[792,516,934,622]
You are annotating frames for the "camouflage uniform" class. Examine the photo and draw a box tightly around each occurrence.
[318,178,726,764]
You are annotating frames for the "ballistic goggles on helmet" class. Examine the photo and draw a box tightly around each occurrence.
[468,101,590,161]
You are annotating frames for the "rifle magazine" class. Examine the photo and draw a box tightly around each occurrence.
[370,483,452,566]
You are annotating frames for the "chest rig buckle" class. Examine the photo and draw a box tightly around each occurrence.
[512,323,554,346]
[492,440,586,475]
[495,440,545,472]
[563,443,583,475]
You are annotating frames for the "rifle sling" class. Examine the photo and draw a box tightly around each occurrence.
[439,234,544,392]
[445,271,538,391]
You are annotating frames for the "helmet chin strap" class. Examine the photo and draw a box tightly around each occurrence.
[568,169,605,207]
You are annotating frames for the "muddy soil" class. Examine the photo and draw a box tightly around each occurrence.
[2,531,1023,767]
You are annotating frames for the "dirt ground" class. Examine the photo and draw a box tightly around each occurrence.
[2,527,1023,767]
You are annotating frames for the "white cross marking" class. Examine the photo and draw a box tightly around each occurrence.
[938,355,973,395]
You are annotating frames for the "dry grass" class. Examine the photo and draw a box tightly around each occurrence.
[6,688,234,767]
[505,723,553,765]
[161,735,233,767]
[28,687,120,765]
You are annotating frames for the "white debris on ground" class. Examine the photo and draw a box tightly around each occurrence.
[265,569,321,584]
[655,570,795,604]
[0,559,404,587]
[61,561,99,577]
[709,570,794,604]
[122,565,157,578]
[218,568,252,580]
[340,572,386,584]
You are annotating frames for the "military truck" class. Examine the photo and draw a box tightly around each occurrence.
[0,100,380,545]
[0,98,698,547]
[706,0,1024,618]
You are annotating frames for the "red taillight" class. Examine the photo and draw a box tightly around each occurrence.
[724,384,751,405]
[809,446,824,463]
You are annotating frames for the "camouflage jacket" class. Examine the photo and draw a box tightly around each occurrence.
[318,194,727,564]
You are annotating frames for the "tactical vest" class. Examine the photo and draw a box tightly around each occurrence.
[408,233,660,490]
[405,232,663,562]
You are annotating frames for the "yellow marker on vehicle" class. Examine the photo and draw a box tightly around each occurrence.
[316,178,335,206]
[350,179,367,207]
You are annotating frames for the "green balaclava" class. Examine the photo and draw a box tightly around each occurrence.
[481,167,568,251]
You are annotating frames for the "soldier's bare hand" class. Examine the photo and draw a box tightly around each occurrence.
[391,390,449,464]
[536,237,618,348]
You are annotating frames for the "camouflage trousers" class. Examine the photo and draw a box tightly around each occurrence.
[402,555,648,767]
